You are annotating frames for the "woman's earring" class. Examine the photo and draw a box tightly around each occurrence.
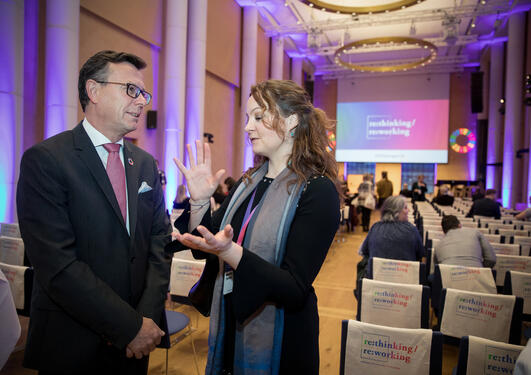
[290,130,295,137]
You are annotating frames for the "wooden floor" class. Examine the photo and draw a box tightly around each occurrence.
[2,215,462,375]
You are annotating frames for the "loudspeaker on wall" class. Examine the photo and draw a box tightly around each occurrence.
[470,72,483,114]
[147,110,157,129]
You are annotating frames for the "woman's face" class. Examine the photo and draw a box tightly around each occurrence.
[244,95,291,160]
[398,202,409,222]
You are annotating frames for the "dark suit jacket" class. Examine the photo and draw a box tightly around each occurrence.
[16,123,172,373]
[467,197,501,219]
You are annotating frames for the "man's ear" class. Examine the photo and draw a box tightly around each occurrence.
[86,79,99,105]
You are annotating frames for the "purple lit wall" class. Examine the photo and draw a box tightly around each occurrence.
[0,0,24,223]
[502,12,525,208]
[485,43,504,190]
[44,0,79,139]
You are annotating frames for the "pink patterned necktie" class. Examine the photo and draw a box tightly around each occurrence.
[103,143,127,222]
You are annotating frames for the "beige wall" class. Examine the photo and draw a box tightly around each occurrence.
[256,25,270,83]
[436,72,477,181]
[206,0,241,87]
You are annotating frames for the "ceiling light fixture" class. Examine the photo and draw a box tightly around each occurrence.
[333,36,437,73]
[300,0,426,15]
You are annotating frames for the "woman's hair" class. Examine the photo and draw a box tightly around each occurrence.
[243,80,339,193]
[380,195,407,222]
[362,173,372,182]
[174,184,187,204]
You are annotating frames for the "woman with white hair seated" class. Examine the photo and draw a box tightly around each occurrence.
[359,195,424,261]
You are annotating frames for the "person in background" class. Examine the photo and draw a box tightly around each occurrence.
[432,185,454,206]
[356,174,376,232]
[359,195,424,261]
[16,50,171,374]
[173,184,189,210]
[376,171,393,208]
[515,196,531,221]
[0,269,21,370]
[411,174,427,202]
[466,189,501,219]
[168,79,340,374]
[399,183,412,198]
[434,215,496,268]
[224,176,236,194]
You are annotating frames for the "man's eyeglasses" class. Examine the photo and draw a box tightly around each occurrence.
[95,81,152,104]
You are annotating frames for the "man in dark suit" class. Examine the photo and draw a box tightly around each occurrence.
[16,51,172,374]
[466,188,501,219]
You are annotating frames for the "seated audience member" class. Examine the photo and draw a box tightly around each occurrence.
[399,183,412,198]
[471,186,485,201]
[173,184,189,210]
[359,195,424,261]
[411,175,427,202]
[466,189,501,219]
[435,215,496,268]
[432,185,454,206]
[515,196,531,221]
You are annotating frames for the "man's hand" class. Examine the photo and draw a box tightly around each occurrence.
[126,317,165,359]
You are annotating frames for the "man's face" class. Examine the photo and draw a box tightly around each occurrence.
[96,62,148,138]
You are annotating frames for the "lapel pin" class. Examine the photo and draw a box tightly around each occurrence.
[128,158,134,166]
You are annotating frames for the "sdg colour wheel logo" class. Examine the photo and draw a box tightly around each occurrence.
[449,128,476,154]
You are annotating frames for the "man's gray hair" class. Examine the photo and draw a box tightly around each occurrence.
[381,195,407,222]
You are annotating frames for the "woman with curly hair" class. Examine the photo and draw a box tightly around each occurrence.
[169,79,340,374]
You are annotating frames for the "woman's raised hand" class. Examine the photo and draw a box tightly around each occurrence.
[173,141,225,202]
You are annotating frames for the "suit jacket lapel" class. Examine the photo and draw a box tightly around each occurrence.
[123,143,139,241]
[73,123,127,230]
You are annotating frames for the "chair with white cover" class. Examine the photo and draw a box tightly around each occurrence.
[431,265,497,313]
[0,223,20,238]
[0,236,25,266]
[339,320,443,375]
[493,255,531,290]
[503,270,531,321]
[438,288,523,345]
[454,335,524,375]
[497,229,530,239]
[513,236,531,256]
[491,243,521,256]
[483,234,502,243]
[356,278,430,328]
[368,257,426,285]
[169,253,205,305]
[0,261,33,316]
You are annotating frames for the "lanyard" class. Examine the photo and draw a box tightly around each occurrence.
[236,189,258,246]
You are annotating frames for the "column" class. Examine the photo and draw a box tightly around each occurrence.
[163,0,188,210]
[270,36,284,80]
[502,12,525,208]
[184,0,207,167]
[44,0,79,138]
[240,6,258,170]
[486,43,504,192]
[0,0,24,222]
[291,57,303,86]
